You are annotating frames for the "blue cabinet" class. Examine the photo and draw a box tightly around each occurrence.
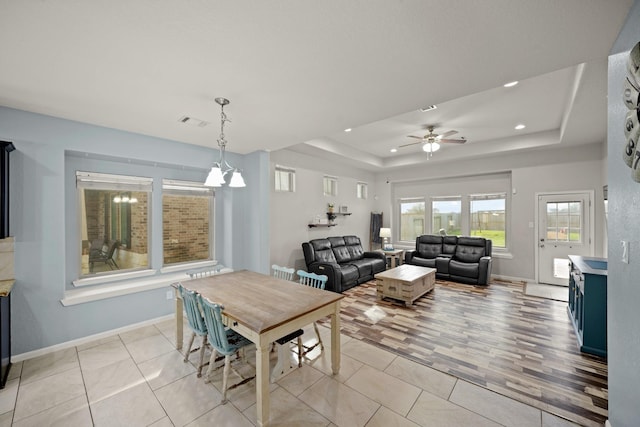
[567,255,607,357]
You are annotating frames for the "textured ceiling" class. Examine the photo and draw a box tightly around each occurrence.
[0,1,633,170]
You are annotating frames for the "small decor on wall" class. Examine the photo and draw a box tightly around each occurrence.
[327,203,334,213]
[339,205,348,214]
[622,41,640,181]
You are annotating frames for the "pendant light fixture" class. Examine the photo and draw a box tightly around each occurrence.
[204,97,246,187]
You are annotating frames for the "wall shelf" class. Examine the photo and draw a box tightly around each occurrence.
[308,223,336,228]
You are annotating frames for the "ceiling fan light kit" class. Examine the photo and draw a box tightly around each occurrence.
[399,125,467,158]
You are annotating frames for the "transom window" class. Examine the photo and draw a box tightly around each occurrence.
[275,165,296,192]
[323,175,338,196]
[356,182,368,199]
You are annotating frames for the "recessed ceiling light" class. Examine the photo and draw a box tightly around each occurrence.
[178,116,209,127]
[515,124,526,130]
[344,128,352,132]
[420,105,437,112]
[390,148,398,153]
[504,81,518,88]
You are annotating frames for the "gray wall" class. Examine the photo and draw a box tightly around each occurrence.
[269,149,378,272]
[1,106,267,354]
[607,1,640,425]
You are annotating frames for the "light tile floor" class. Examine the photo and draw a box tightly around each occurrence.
[0,318,582,427]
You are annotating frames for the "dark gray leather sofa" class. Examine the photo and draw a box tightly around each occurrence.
[404,235,492,285]
[302,235,387,293]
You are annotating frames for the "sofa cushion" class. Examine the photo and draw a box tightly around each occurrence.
[344,235,365,260]
[347,259,373,278]
[410,256,437,268]
[449,259,479,278]
[454,237,487,263]
[442,236,458,256]
[416,235,442,259]
[310,239,337,263]
[328,237,353,263]
[338,264,359,285]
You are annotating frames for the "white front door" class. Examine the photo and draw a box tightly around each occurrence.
[537,192,592,286]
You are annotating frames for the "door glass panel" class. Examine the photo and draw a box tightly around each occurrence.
[546,201,582,243]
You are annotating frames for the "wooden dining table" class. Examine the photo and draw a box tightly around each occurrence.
[174,270,343,427]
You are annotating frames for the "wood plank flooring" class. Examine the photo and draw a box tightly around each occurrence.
[321,279,607,427]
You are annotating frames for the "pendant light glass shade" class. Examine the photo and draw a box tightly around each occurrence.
[422,142,441,153]
[229,170,246,187]
[204,166,225,187]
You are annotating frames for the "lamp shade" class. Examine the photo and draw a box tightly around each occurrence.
[229,171,246,187]
[379,228,391,238]
[204,166,225,187]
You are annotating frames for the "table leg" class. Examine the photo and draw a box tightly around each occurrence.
[255,340,270,426]
[175,295,183,350]
[330,301,341,375]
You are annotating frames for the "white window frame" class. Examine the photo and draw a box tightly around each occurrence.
[275,165,296,192]
[323,175,338,197]
[75,171,153,282]
[431,196,462,236]
[399,198,426,243]
[469,192,507,248]
[357,181,368,199]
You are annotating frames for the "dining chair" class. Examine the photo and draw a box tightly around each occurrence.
[177,284,209,377]
[186,264,225,279]
[297,270,329,354]
[270,265,304,382]
[197,294,255,403]
[271,264,295,281]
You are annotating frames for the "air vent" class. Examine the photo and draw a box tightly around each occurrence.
[178,116,209,127]
[419,105,437,112]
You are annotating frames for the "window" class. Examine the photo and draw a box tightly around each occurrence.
[356,182,368,199]
[432,197,461,235]
[470,193,506,247]
[323,175,338,196]
[77,172,152,277]
[275,165,296,192]
[400,199,425,241]
[162,180,214,266]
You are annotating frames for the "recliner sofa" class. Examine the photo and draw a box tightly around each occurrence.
[302,235,387,293]
[404,235,492,285]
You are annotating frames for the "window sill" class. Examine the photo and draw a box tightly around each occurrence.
[62,271,188,306]
[73,269,157,288]
[160,260,218,274]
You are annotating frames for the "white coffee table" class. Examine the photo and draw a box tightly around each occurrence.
[374,264,436,306]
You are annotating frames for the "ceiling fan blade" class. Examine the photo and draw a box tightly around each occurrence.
[399,140,423,148]
[439,130,458,138]
[406,135,424,140]
[440,138,467,144]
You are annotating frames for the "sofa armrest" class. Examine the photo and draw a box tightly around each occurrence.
[477,256,492,286]
[308,262,342,293]
[405,251,417,264]
[363,251,386,262]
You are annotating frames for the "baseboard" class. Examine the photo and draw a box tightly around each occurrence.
[491,274,531,284]
[11,313,175,362]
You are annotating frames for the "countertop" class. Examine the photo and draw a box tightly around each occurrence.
[568,255,608,276]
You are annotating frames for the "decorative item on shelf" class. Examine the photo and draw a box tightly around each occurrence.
[327,203,334,213]
[204,97,246,188]
[379,228,393,250]
[339,205,349,214]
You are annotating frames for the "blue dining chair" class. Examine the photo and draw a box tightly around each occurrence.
[197,294,255,403]
[271,264,295,281]
[297,270,329,354]
[270,264,304,381]
[186,264,225,279]
[177,284,209,377]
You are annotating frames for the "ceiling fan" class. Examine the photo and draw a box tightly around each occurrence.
[400,126,467,157]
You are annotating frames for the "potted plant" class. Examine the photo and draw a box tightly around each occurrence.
[327,203,335,213]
